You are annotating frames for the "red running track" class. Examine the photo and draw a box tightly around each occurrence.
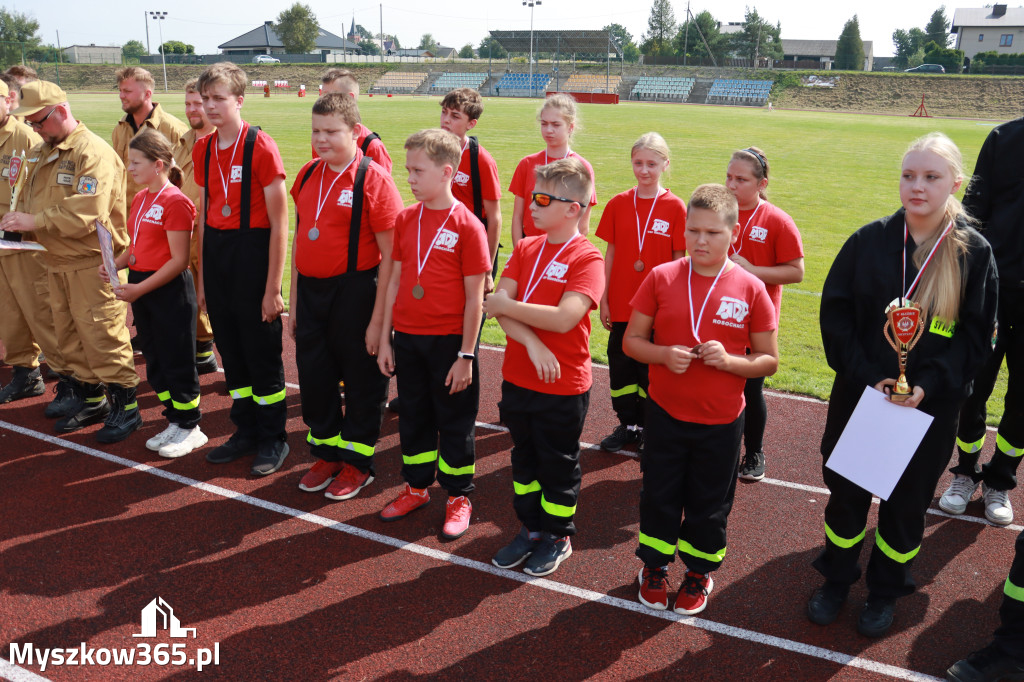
[0,326,1019,681]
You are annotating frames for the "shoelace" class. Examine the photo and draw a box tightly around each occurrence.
[986,487,1010,507]
[645,569,668,590]
[743,452,760,470]
[950,476,978,500]
[680,573,708,596]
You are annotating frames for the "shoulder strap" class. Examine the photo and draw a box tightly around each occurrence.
[239,125,260,231]
[468,136,484,224]
[347,156,372,274]
[360,131,381,155]
[203,135,212,227]
[295,159,322,226]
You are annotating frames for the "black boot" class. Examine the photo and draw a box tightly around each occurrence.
[44,374,79,418]
[857,594,896,638]
[195,339,219,375]
[55,382,110,433]
[0,366,45,403]
[96,384,143,443]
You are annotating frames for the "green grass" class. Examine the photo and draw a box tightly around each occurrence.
[67,93,1009,421]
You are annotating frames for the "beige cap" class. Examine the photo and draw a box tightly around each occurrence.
[14,80,67,117]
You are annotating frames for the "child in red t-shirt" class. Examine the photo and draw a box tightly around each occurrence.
[596,132,687,454]
[625,184,778,615]
[484,157,605,577]
[508,94,597,246]
[725,147,804,482]
[316,68,393,173]
[376,129,491,540]
[99,128,202,453]
[290,93,404,502]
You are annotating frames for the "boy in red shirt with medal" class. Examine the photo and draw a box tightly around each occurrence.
[376,129,491,539]
[483,157,605,576]
[625,184,778,615]
[290,93,403,501]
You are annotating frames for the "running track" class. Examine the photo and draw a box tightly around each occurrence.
[0,325,1018,681]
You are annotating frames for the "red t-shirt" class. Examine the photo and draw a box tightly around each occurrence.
[391,200,491,336]
[733,200,803,321]
[127,185,196,273]
[596,188,687,322]
[630,259,775,424]
[508,150,598,239]
[192,122,286,230]
[500,234,604,395]
[290,152,403,278]
[451,140,501,224]
[310,123,392,174]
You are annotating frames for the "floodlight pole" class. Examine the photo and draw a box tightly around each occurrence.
[523,0,541,97]
[149,11,168,91]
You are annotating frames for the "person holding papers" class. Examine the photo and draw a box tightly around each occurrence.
[809,133,998,638]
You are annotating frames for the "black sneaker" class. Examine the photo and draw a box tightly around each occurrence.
[600,424,640,453]
[195,340,219,375]
[947,644,1024,682]
[0,366,44,403]
[96,384,142,443]
[251,439,289,476]
[807,580,849,625]
[739,451,766,481]
[387,396,400,414]
[44,375,79,418]
[523,533,572,576]
[206,433,259,464]
[492,526,539,569]
[857,594,896,638]
[55,383,110,433]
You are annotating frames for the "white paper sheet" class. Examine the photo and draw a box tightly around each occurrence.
[825,386,934,500]
[0,238,44,251]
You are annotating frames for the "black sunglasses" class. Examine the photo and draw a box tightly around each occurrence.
[532,191,583,208]
[28,106,57,130]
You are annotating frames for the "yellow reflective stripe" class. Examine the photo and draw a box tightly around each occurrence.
[610,384,639,398]
[825,523,866,549]
[997,434,1024,458]
[171,395,200,411]
[85,395,105,404]
[252,388,287,406]
[230,386,253,400]
[306,431,341,447]
[540,494,576,518]
[638,386,648,399]
[957,436,985,454]
[438,456,475,476]
[403,450,438,466]
[513,480,541,495]
[929,317,955,338]
[339,438,374,457]
[677,539,726,564]
[195,350,214,358]
[638,532,675,557]
[156,390,171,402]
[874,530,919,564]
[1004,577,1024,603]
[123,401,138,411]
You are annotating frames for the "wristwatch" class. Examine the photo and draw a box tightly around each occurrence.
[458,351,475,361]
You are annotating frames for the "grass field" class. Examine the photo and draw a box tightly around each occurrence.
[66,92,1009,420]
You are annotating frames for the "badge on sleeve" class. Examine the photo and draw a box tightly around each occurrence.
[76,176,98,195]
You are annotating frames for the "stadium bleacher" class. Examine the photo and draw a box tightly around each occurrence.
[630,76,696,101]
[561,74,622,93]
[371,72,428,93]
[495,72,552,96]
[430,72,488,92]
[706,79,772,105]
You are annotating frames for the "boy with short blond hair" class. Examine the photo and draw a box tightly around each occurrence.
[483,157,604,576]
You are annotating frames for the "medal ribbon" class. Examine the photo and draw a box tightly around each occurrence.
[634,187,664,261]
[732,199,764,256]
[523,232,578,303]
[687,257,729,344]
[129,181,171,263]
[544,148,574,165]
[214,125,244,210]
[902,219,954,303]
[416,201,460,281]
[312,155,354,229]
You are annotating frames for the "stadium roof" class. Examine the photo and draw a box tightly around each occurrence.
[489,30,621,57]
[219,21,360,51]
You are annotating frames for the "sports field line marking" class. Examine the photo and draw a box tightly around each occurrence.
[0,419,940,682]
[0,656,50,681]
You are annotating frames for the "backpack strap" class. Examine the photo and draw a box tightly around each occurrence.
[468,135,484,225]
[203,135,212,227]
[238,125,261,231]
[360,131,381,155]
[347,156,372,274]
[295,159,322,226]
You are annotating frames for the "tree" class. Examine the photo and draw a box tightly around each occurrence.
[459,44,475,59]
[160,40,194,55]
[275,3,319,54]
[923,40,964,72]
[604,22,641,63]
[479,35,508,60]
[675,10,728,64]
[0,9,41,67]
[122,39,147,59]
[925,6,952,48]
[640,0,676,56]
[418,33,439,53]
[355,24,374,41]
[360,40,380,56]
[892,27,927,68]
[834,15,865,70]
[729,7,782,64]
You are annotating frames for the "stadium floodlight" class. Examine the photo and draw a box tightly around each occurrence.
[149,11,169,92]
[523,0,541,97]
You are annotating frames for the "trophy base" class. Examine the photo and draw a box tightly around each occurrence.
[889,392,911,403]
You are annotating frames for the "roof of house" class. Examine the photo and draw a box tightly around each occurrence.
[952,6,1024,29]
[781,38,873,57]
[218,21,360,51]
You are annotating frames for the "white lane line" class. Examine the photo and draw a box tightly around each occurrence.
[0,419,941,681]
[0,657,50,682]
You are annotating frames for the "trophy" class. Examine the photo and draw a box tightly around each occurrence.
[883,298,925,402]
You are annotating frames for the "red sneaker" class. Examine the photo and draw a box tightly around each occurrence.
[441,496,472,539]
[674,571,714,615]
[379,483,430,521]
[298,459,345,492]
[323,463,374,501]
[638,566,671,611]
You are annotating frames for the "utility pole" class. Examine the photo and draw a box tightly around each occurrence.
[145,11,151,55]
[682,1,691,66]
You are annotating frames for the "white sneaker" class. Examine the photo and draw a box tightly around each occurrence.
[982,483,1014,526]
[158,426,209,459]
[146,424,181,452]
[938,474,979,515]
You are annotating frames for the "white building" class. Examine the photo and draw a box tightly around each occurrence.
[63,44,122,64]
[952,5,1024,58]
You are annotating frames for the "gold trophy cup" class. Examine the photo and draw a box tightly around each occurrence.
[883,298,926,402]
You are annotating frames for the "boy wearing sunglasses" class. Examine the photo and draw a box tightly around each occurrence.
[482,157,604,576]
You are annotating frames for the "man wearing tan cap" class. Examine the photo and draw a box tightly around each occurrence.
[0,81,142,443]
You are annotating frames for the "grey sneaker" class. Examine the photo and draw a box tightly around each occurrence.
[523,533,572,577]
[939,474,979,515]
[982,483,1014,526]
[739,451,766,481]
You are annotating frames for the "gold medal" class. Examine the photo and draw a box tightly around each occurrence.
[412,283,425,299]
[221,205,231,218]
[634,259,645,272]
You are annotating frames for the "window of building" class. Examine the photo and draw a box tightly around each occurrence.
[1001,34,1014,46]
[978,33,984,41]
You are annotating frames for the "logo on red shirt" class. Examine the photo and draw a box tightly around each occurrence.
[337,188,353,207]
[544,260,569,283]
[749,225,768,243]
[650,218,670,236]
[433,228,459,252]
[230,165,243,183]
[714,296,749,328]
[453,171,470,186]
[143,204,164,222]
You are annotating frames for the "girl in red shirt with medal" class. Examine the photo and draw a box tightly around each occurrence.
[596,132,686,454]
[810,133,997,638]
[508,94,597,246]
[99,128,204,456]
[725,147,804,482]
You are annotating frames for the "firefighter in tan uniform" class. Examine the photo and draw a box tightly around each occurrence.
[172,78,217,374]
[0,78,60,404]
[0,81,142,443]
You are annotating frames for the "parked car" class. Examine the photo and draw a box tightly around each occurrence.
[252,55,281,64]
[904,63,945,73]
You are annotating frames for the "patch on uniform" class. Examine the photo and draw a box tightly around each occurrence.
[76,176,98,194]
[57,173,74,186]
[929,317,956,338]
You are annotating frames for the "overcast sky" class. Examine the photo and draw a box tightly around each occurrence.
[14,1,966,57]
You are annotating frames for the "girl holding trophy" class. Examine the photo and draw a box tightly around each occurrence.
[808,133,998,638]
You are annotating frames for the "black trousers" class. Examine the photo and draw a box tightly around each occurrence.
[815,391,961,598]
[636,398,743,574]
[499,381,589,537]
[295,269,387,473]
[607,321,648,428]
[129,269,200,428]
[394,332,478,495]
[742,376,767,455]
[994,528,1024,660]
[953,286,1024,491]
[203,227,286,443]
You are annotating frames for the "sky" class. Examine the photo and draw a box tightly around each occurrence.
[14,1,965,58]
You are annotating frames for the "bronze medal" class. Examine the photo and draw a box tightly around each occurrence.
[412,283,425,300]
[221,205,231,218]
[634,259,645,272]
[128,254,136,266]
